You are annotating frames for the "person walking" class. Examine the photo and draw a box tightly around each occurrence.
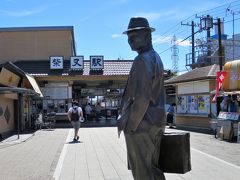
[95,102,102,121]
[167,103,176,128]
[84,103,92,121]
[67,100,83,141]
[117,17,166,180]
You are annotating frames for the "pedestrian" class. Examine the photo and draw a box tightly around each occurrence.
[220,96,229,112]
[84,103,92,121]
[95,102,102,121]
[67,100,83,141]
[117,17,166,180]
[167,103,176,128]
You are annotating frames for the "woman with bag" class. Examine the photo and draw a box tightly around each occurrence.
[167,103,176,128]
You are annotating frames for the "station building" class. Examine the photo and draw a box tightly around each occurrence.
[0,26,173,137]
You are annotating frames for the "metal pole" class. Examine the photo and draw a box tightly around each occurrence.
[233,12,235,60]
[207,16,211,64]
[17,93,23,139]
[218,18,223,71]
[191,21,195,68]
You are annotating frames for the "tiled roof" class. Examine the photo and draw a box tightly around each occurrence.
[164,64,219,85]
[14,60,133,76]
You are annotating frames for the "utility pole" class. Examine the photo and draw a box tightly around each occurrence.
[191,21,195,66]
[217,18,223,71]
[206,15,212,65]
[226,8,240,60]
[181,21,199,69]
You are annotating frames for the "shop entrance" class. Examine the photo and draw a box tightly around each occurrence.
[72,84,123,126]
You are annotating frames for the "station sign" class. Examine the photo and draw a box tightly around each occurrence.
[49,55,104,71]
[90,56,104,70]
[70,56,84,70]
[50,56,63,69]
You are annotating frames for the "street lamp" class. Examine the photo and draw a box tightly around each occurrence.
[200,15,213,30]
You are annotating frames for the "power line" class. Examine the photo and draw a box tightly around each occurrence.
[158,0,240,58]
[160,30,200,54]
[161,0,240,37]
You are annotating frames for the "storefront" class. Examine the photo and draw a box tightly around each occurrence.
[165,64,218,129]
[210,60,240,141]
[0,62,43,138]
[14,58,132,122]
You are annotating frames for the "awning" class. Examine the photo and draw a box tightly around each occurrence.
[25,74,43,97]
[0,86,37,95]
[210,90,240,96]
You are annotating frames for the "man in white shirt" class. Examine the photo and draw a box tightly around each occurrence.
[68,100,83,141]
[84,103,92,121]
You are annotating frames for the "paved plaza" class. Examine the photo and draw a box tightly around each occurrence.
[0,127,240,180]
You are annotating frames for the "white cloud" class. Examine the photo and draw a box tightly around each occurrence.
[153,35,191,47]
[111,34,122,38]
[177,40,191,46]
[0,7,47,17]
[134,9,190,22]
[6,0,17,2]
[135,10,177,21]
[153,35,172,44]
[134,12,162,21]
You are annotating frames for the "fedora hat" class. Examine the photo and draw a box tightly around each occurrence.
[123,17,155,34]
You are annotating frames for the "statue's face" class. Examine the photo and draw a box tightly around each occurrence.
[127,30,146,52]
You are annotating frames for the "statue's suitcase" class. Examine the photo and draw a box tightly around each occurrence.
[159,132,191,174]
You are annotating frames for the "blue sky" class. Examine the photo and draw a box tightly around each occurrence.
[0,0,239,72]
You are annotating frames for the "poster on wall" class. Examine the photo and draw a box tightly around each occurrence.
[187,95,198,113]
[177,94,210,115]
[198,95,210,114]
[177,96,187,113]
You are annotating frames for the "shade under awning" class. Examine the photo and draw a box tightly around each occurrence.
[25,74,43,97]
[0,86,37,95]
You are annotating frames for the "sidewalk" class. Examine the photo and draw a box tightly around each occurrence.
[55,127,240,180]
[0,129,69,180]
[0,127,240,180]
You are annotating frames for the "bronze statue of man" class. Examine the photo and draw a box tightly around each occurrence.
[117,17,166,180]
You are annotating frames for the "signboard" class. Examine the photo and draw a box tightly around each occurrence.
[90,56,104,70]
[218,111,239,121]
[50,56,63,69]
[0,67,20,87]
[70,56,84,70]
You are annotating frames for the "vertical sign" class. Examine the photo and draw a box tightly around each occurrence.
[70,56,84,70]
[90,56,104,70]
[50,56,63,69]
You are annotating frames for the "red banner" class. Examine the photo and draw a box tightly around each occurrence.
[212,71,227,102]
